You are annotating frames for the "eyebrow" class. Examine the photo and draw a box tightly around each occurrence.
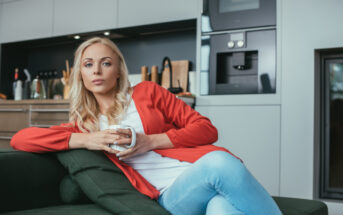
[82,57,113,62]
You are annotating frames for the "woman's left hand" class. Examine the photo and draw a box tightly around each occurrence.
[114,129,173,160]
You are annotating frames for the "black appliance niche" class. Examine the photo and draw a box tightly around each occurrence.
[201,0,276,95]
[206,0,276,32]
[209,29,275,95]
[316,48,343,200]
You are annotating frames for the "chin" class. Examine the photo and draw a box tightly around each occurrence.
[90,87,115,96]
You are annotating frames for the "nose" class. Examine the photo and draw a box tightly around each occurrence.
[93,63,101,75]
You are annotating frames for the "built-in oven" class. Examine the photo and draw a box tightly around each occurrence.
[200,0,277,95]
[205,0,276,32]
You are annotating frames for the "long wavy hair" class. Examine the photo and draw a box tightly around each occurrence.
[69,37,131,132]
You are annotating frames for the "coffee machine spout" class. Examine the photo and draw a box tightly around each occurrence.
[232,52,247,70]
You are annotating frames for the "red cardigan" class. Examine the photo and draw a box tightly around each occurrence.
[11,81,237,199]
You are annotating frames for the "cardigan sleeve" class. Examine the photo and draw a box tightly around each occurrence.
[152,83,218,148]
[10,123,79,153]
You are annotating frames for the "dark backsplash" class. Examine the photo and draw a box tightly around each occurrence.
[0,20,196,99]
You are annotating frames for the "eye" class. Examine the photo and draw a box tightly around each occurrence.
[102,62,111,67]
[84,62,93,68]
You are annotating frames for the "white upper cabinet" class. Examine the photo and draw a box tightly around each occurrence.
[0,0,53,43]
[0,0,198,43]
[0,2,2,43]
[53,0,118,36]
[117,0,199,28]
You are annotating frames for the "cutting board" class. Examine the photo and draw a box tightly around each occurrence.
[161,60,189,93]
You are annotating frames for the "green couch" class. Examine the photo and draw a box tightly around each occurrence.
[0,149,328,215]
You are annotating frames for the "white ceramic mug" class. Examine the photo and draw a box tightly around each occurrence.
[108,125,136,151]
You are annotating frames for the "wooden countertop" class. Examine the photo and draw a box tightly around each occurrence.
[0,99,70,105]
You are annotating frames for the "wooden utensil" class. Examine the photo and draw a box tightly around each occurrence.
[62,59,71,99]
[65,60,70,75]
[141,66,149,82]
[150,65,159,84]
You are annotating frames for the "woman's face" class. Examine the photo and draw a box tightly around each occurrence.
[80,43,120,97]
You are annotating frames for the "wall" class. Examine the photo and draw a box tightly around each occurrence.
[280,0,343,214]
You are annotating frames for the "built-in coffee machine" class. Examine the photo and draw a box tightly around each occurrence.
[201,0,276,95]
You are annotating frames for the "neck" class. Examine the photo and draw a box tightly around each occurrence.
[93,92,116,115]
[93,88,132,115]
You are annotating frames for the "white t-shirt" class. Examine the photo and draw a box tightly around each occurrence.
[99,96,191,194]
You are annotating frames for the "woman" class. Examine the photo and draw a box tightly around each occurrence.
[11,37,281,215]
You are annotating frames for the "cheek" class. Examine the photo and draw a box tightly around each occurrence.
[106,66,120,80]
[80,70,92,89]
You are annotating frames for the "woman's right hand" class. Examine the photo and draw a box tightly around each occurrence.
[69,130,123,154]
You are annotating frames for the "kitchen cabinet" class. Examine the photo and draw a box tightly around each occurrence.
[196,105,281,196]
[30,104,69,127]
[53,0,118,36]
[0,104,29,149]
[0,100,69,149]
[117,0,199,28]
[0,0,53,43]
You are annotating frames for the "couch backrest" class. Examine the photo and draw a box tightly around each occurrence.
[0,149,67,213]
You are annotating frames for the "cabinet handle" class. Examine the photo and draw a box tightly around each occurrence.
[30,109,69,112]
[29,124,56,128]
[0,136,12,140]
[0,108,26,112]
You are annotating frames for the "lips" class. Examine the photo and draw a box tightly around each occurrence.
[92,79,104,85]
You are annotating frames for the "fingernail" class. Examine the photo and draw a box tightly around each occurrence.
[113,142,118,145]
[116,153,120,157]
[118,157,122,160]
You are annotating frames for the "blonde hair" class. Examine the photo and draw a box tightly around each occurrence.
[69,37,131,133]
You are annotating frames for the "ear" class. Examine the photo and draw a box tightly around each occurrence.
[116,68,121,79]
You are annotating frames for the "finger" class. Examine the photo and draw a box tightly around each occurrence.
[101,145,118,154]
[104,132,130,143]
[118,149,140,160]
[118,153,136,160]
[105,135,123,144]
[115,138,132,145]
[105,129,130,140]
[107,143,124,153]
[116,148,135,159]
[104,129,121,134]
[115,128,131,136]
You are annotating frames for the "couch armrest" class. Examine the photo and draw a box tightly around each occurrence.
[0,149,66,213]
[273,196,328,215]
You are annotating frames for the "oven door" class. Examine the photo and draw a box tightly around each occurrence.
[208,0,276,31]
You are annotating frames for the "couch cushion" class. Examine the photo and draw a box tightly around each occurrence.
[273,196,328,215]
[56,149,170,215]
[59,175,91,204]
[1,204,111,215]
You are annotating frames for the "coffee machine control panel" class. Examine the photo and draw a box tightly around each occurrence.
[200,0,276,95]
[227,32,246,49]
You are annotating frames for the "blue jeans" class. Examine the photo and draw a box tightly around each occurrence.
[158,151,281,215]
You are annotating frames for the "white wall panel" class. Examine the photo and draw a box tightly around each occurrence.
[196,105,281,196]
